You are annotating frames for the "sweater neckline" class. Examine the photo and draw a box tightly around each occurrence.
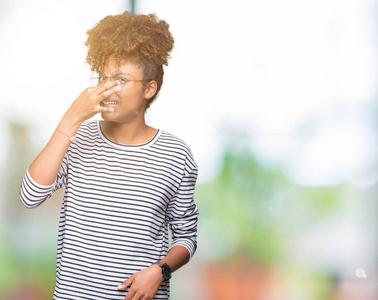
[97,120,160,150]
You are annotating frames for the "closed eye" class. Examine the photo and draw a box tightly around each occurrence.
[117,77,128,84]
[112,73,128,83]
[97,72,108,82]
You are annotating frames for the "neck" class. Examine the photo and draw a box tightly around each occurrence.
[101,120,157,145]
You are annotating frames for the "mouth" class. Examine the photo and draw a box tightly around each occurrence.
[100,101,119,108]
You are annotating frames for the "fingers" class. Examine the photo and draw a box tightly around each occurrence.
[84,80,121,114]
[98,106,115,113]
[119,275,136,300]
[94,80,122,98]
[98,85,122,103]
[86,81,122,115]
[118,275,134,290]
[119,268,161,300]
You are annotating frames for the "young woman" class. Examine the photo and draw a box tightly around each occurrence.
[19,12,198,300]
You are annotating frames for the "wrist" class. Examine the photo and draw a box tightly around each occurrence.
[153,261,172,281]
[59,111,81,136]
[150,264,165,284]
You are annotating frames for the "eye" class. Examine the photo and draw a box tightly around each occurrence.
[116,77,127,83]
[98,73,108,82]
[112,72,128,85]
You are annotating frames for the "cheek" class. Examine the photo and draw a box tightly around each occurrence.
[120,87,146,101]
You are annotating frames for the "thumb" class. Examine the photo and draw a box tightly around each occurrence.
[117,275,134,290]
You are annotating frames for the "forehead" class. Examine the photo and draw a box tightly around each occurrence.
[103,58,143,77]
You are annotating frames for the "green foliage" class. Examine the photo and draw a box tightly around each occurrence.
[196,149,287,264]
[0,122,57,298]
[195,148,342,265]
[0,233,56,298]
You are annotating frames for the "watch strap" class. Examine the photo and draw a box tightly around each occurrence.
[154,261,165,268]
[153,261,172,280]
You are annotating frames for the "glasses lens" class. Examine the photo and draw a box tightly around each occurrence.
[91,71,107,86]
[90,71,127,88]
[111,71,127,88]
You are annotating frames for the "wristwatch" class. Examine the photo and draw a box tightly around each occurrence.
[153,261,172,280]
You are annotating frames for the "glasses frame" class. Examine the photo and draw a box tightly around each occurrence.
[90,70,151,89]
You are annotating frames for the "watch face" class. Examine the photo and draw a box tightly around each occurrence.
[162,264,172,280]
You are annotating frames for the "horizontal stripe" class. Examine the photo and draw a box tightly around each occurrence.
[19,120,198,300]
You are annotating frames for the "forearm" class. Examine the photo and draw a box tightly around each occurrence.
[28,113,80,186]
[117,245,191,299]
[160,245,190,272]
[28,80,120,186]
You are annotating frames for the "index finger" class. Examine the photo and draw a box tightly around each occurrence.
[93,79,122,97]
[118,275,134,290]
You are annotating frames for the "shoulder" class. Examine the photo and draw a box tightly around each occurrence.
[157,130,193,153]
[156,130,197,169]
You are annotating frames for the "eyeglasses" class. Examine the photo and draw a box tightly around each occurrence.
[90,70,150,89]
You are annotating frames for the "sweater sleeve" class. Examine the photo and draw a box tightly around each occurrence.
[19,153,68,208]
[166,158,199,259]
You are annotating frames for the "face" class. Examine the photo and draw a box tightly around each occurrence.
[99,59,156,124]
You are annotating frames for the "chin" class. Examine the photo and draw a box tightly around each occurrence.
[101,112,116,120]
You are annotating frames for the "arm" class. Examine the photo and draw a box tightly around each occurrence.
[20,80,122,205]
[118,245,190,300]
[118,162,199,300]
[160,245,191,272]
[29,80,121,185]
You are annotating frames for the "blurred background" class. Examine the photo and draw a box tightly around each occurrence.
[0,0,377,299]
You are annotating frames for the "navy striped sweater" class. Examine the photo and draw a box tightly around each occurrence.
[19,120,199,300]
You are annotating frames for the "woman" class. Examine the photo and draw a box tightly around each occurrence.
[19,12,198,300]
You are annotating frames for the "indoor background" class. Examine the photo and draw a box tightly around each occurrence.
[0,0,377,299]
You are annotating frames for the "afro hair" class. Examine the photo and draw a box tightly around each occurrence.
[85,12,174,108]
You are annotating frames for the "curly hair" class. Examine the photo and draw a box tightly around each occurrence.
[85,12,174,108]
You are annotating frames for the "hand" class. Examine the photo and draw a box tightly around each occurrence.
[65,79,122,126]
[118,264,164,300]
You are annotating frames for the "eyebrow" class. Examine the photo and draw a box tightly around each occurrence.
[107,71,134,78]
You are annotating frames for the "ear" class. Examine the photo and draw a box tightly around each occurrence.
[144,80,158,100]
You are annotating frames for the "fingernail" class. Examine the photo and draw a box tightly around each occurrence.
[109,108,114,112]
[114,86,122,91]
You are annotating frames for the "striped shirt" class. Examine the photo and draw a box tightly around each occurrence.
[19,120,199,300]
